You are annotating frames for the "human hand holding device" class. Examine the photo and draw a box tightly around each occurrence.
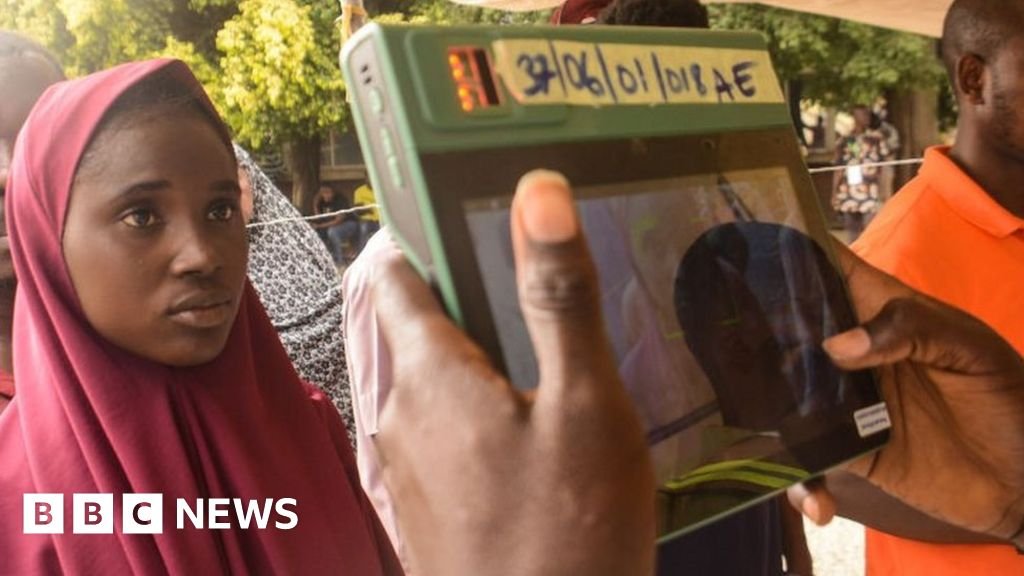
[344,23,891,539]
[790,243,1024,546]
[371,170,656,576]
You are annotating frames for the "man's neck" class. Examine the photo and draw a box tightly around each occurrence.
[949,140,1024,219]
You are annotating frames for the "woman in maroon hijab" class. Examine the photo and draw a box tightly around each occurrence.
[0,59,400,574]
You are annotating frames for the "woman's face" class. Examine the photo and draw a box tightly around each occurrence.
[62,112,247,366]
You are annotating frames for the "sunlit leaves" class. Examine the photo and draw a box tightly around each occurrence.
[215,0,345,149]
[709,5,944,106]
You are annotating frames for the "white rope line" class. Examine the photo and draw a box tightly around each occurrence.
[248,157,925,229]
[246,204,379,229]
[807,158,924,174]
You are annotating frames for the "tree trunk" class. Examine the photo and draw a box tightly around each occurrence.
[284,135,322,214]
[363,0,404,15]
[887,88,940,191]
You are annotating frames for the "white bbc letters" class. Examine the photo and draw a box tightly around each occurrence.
[23,494,298,534]
[123,494,163,534]
[73,493,114,534]
[23,493,63,534]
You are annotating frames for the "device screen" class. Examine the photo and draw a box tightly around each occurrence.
[419,130,888,538]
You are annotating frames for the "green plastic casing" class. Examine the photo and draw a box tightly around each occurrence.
[341,23,795,327]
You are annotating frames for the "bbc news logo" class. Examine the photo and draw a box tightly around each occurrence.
[24,494,298,534]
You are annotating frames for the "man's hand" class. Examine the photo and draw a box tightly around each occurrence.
[372,171,655,576]
[791,242,1024,544]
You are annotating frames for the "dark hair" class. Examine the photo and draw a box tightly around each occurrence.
[673,222,844,430]
[869,111,883,131]
[597,0,709,29]
[0,30,64,79]
[941,0,1024,86]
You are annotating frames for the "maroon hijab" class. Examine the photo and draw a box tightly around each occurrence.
[550,0,612,24]
[0,59,399,575]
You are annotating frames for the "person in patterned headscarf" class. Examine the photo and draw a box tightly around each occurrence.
[235,143,357,443]
[831,105,892,243]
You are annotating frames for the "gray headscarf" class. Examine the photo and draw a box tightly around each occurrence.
[235,143,356,444]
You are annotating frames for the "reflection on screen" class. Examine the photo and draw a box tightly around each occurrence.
[464,167,860,536]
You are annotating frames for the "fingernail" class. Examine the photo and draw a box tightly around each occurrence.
[516,170,577,243]
[801,496,820,523]
[823,328,872,361]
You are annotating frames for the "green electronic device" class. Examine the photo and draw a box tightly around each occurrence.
[342,23,891,541]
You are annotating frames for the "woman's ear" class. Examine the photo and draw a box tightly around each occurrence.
[957,53,987,106]
[238,167,254,223]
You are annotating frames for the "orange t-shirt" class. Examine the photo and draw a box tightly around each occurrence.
[854,146,1024,575]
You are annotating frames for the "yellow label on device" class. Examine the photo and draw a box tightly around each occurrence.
[492,40,784,106]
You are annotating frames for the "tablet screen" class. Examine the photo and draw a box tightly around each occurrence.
[464,169,882,536]
[418,130,887,537]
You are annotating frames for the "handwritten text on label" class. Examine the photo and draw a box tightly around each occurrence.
[492,40,783,106]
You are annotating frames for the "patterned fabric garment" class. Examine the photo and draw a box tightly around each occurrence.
[831,128,892,214]
[235,144,356,444]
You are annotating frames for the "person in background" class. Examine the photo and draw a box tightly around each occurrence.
[871,107,901,202]
[831,104,893,243]
[598,0,708,26]
[352,180,380,252]
[549,0,608,24]
[849,0,1024,573]
[0,31,65,413]
[313,184,359,265]
[808,116,827,150]
[236,144,357,441]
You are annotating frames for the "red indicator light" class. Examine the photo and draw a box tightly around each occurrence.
[447,46,500,113]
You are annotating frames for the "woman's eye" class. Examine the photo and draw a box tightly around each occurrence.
[208,201,236,222]
[121,208,158,229]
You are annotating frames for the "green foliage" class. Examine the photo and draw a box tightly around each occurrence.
[1,0,83,72]
[156,36,219,90]
[3,0,345,151]
[4,0,945,144]
[3,0,551,152]
[55,0,171,74]
[709,5,944,107]
[216,0,346,148]
[1,0,236,75]
[402,0,550,25]
[373,0,549,25]
[188,0,236,9]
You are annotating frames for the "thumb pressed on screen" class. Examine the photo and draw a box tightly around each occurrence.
[510,170,619,404]
[370,170,656,576]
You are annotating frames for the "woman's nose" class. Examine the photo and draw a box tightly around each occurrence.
[169,222,223,278]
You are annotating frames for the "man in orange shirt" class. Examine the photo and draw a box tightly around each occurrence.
[852,0,1024,573]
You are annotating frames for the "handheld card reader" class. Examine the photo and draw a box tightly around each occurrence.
[342,23,891,541]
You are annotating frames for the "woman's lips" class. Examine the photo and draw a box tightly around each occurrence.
[167,297,233,329]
